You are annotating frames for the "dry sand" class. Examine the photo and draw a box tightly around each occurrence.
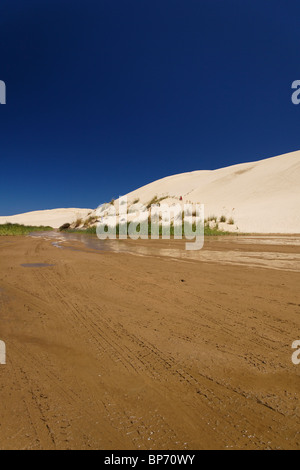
[0,234,299,450]
[1,151,300,234]
[123,150,300,234]
[0,208,91,229]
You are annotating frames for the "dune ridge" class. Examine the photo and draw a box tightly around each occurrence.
[0,208,91,230]
[1,151,299,233]
[122,150,300,234]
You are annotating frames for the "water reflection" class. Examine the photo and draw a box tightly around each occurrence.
[29,231,300,272]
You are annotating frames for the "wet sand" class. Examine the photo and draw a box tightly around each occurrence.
[0,234,299,449]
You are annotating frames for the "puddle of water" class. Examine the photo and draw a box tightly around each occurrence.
[29,231,300,272]
[31,231,114,252]
[21,263,55,268]
[52,242,63,249]
[233,236,300,246]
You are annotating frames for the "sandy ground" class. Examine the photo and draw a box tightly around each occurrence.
[0,235,299,450]
[0,208,91,229]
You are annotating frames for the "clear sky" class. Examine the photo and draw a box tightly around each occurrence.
[1,0,300,215]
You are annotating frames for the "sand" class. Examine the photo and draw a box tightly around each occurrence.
[1,151,299,233]
[0,234,299,450]
[0,208,92,229]
[123,150,300,234]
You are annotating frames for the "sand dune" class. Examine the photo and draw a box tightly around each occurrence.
[0,208,91,229]
[1,151,299,233]
[123,150,300,233]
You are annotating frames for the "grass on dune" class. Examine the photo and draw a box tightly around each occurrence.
[0,223,53,236]
[63,222,229,237]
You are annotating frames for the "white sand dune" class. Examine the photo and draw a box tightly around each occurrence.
[122,150,300,233]
[0,208,91,229]
[1,151,299,233]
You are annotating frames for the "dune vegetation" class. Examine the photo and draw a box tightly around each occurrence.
[0,223,53,236]
[60,220,229,237]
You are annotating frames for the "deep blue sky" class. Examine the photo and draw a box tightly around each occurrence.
[1,0,300,215]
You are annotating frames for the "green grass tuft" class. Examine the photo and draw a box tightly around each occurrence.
[68,220,229,238]
[146,196,168,209]
[0,223,53,236]
[74,218,83,228]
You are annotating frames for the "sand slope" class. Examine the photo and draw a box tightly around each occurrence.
[0,208,91,229]
[1,151,299,233]
[124,150,300,233]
